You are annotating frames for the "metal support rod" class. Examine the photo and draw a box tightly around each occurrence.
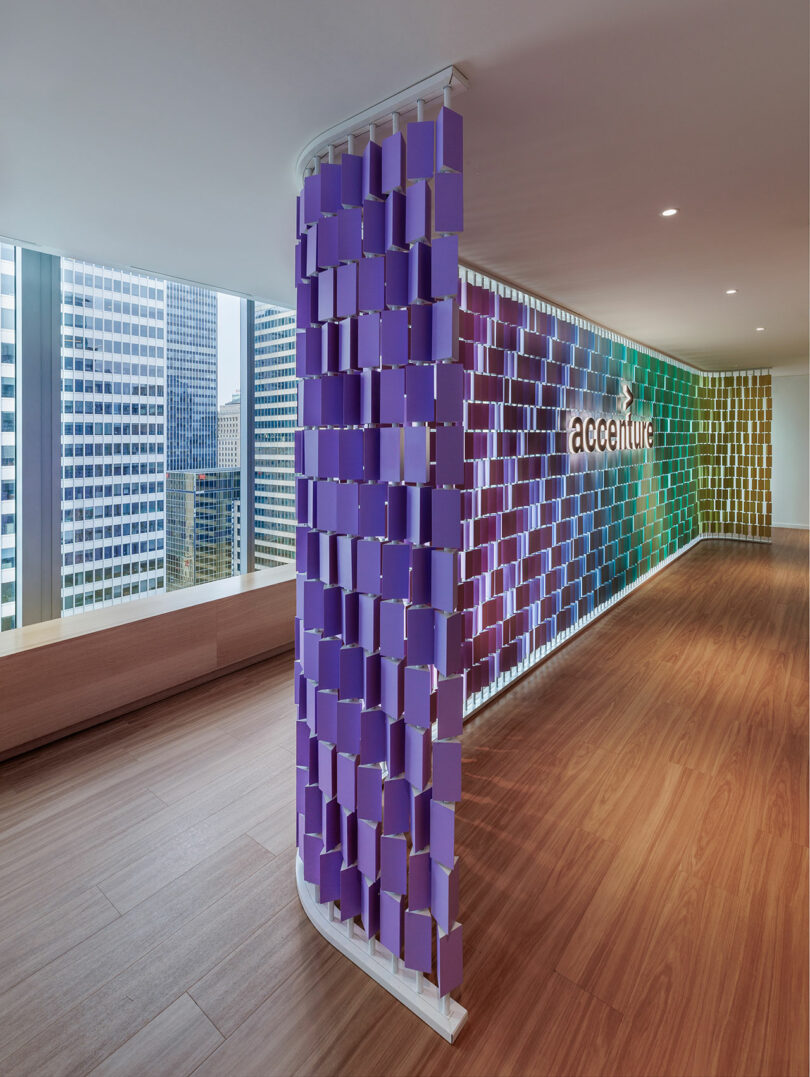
[417,97,425,121]
[347,133,355,154]
[392,110,399,134]
[443,84,452,107]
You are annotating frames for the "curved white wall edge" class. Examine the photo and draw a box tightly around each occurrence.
[295,855,468,1043]
[295,64,469,185]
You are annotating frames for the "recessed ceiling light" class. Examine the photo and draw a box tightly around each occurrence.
[725,289,738,295]
[660,208,678,217]
[755,326,765,332]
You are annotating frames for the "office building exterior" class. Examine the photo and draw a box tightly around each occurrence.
[0,245,16,630]
[165,467,240,590]
[254,302,296,567]
[217,391,240,468]
[166,281,217,471]
[60,259,167,615]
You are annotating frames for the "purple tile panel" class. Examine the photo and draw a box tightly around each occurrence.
[295,110,465,997]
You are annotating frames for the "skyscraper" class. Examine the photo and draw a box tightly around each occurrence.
[60,259,167,615]
[165,468,240,590]
[254,302,296,568]
[0,245,16,630]
[166,281,217,471]
[217,391,240,468]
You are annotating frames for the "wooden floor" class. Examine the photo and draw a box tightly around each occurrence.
[0,530,806,1077]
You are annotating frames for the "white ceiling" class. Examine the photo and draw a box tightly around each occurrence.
[3,0,807,372]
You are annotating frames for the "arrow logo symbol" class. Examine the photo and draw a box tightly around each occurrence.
[622,384,634,412]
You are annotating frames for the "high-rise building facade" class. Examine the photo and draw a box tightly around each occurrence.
[254,302,296,568]
[60,259,167,615]
[166,281,217,471]
[217,391,240,468]
[0,245,16,630]
[166,468,240,590]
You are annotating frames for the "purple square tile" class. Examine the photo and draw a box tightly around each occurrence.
[361,875,380,938]
[383,776,411,837]
[408,847,430,907]
[357,312,381,369]
[319,847,342,902]
[403,425,429,484]
[357,817,381,878]
[378,427,403,483]
[362,139,382,201]
[406,606,435,667]
[302,832,323,885]
[379,368,406,425]
[408,242,431,304]
[410,781,431,851]
[338,317,357,371]
[362,198,385,256]
[379,599,406,660]
[384,251,409,310]
[405,181,431,244]
[381,131,405,193]
[380,833,408,894]
[381,541,410,601]
[358,592,380,653]
[436,676,463,739]
[337,751,357,812]
[431,857,459,934]
[430,549,456,613]
[385,189,406,251]
[339,864,361,921]
[387,716,405,776]
[434,172,463,234]
[404,909,432,973]
[435,363,464,422]
[431,235,458,299]
[303,172,321,226]
[431,488,462,549]
[358,483,387,538]
[432,299,457,361]
[436,106,463,173]
[410,546,431,606]
[341,152,363,207]
[410,304,432,362]
[339,645,365,700]
[380,307,408,366]
[435,424,464,486]
[337,698,362,755]
[380,890,405,955]
[358,255,385,313]
[405,364,435,423]
[434,610,463,677]
[406,120,435,179]
[355,537,381,595]
[405,723,430,790]
[341,807,358,865]
[336,263,358,319]
[360,707,386,764]
[404,665,433,729]
[318,213,339,268]
[380,655,404,720]
[437,922,463,997]
[430,799,455,870]
[319,162,341,214]
[357,765,383,823]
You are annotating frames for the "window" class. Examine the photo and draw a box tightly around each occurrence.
[254,303,296,568]
[6,246,296,629]
[0,244,16,631]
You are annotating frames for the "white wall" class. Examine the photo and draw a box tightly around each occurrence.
[772,373,809,528]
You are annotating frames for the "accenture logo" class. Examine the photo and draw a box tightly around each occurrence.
[568,384,654,454]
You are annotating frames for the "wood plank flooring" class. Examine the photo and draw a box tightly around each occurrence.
[0,529,806,1077]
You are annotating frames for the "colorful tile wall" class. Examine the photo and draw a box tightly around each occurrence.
[293,108,465,1002]
[293,113,770,1011]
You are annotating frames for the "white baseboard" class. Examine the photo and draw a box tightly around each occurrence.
[773,522,810,530]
